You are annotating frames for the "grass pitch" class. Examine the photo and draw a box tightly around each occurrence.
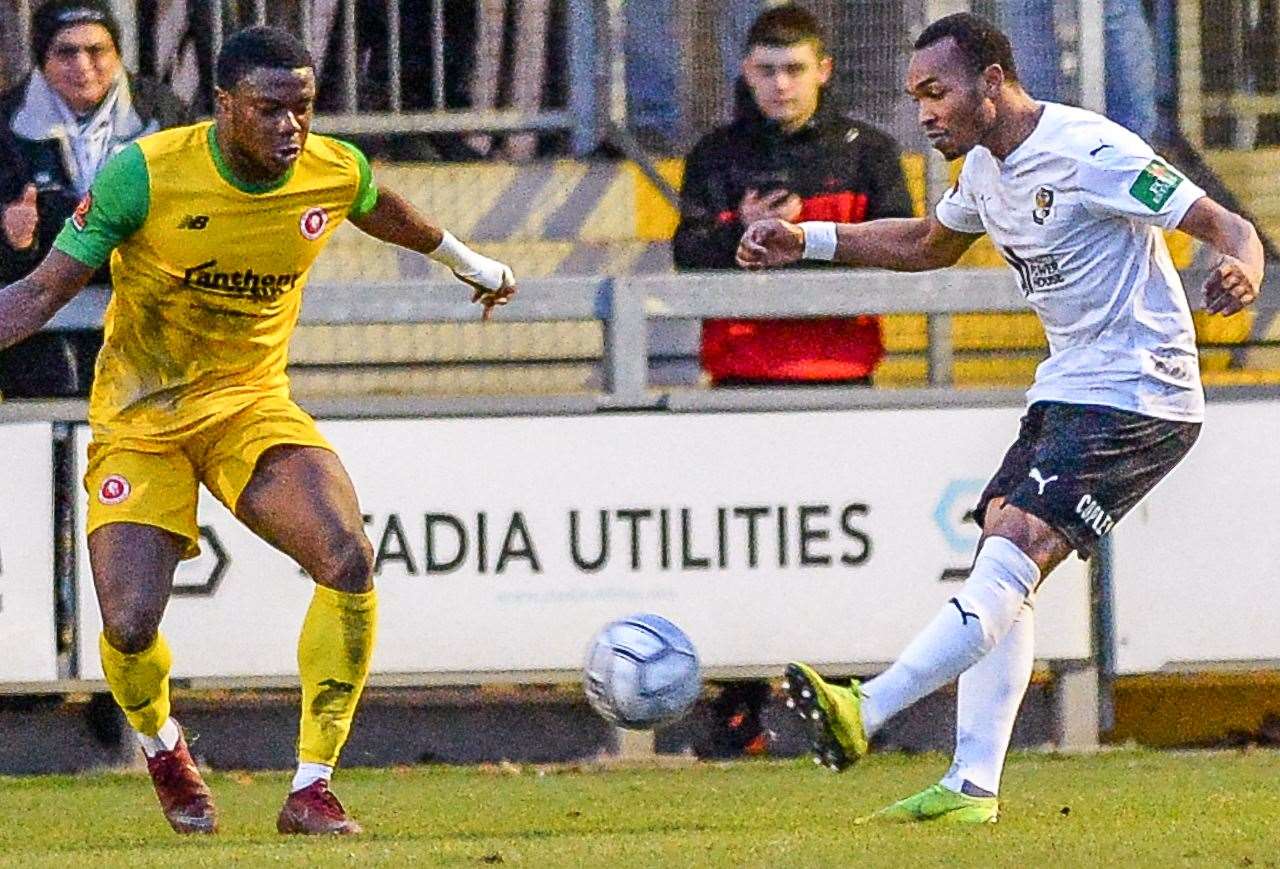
[0,749,1275,867]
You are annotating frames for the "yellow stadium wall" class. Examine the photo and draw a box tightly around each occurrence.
[1110,672,1280,748]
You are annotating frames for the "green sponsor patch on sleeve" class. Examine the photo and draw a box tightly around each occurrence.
[1128,159,1184,212]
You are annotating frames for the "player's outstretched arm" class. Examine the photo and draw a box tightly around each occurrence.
[1177,197,1265,317]
[350,187,516,319]
[0,250,95,351]
[735,214,980,273]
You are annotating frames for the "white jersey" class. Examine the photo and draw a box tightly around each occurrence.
[935,102,1207,422]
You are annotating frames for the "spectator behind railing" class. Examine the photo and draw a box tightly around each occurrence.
[0,0,190,398]
[671,4,913,759]
[673,5,913,388]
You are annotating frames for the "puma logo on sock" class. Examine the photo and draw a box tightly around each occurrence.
[950,598,980,626]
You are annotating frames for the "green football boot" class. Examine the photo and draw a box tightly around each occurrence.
[782,662,868,772]
[855,783,999,825]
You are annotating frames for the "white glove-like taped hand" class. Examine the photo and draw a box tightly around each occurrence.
[430,231,517,319]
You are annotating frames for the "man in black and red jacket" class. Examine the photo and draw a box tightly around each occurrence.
[674,5,912,760]
[674,4,914,386]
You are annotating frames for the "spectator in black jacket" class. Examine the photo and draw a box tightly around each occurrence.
[0,0,189,398]
[674,5,914,387]
[674,5,913,759]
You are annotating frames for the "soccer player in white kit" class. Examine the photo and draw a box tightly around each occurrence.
[737,12,1264,823]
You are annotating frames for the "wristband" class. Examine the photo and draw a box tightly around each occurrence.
[428,230,483,273]
[799,221,838,261]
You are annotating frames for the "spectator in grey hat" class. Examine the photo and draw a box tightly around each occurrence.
[0,0,190,397]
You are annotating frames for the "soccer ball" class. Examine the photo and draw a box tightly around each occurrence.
[583,613,701,730]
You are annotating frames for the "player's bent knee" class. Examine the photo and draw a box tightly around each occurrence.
[311,534,375,593]
[102,619,161,655]
[981,503,1071,575]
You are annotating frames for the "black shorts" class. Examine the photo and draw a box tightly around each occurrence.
[974,401,1201,558]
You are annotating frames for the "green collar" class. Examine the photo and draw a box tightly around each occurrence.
[206,124,294,194]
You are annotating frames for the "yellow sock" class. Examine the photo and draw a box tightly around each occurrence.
[297,585,377,766]
[99,632,173,737]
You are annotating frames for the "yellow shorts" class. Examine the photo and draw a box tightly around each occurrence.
[84,395,333,559]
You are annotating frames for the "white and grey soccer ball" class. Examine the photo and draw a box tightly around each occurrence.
[583,613,701,730]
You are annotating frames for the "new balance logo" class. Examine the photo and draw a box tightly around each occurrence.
[950,598,980,626]
[178,214,209,230]
[1029,468,1058,495]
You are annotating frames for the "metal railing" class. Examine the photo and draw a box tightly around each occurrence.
[9,1,1267,160]
[41,267,1280,418]
[207,0,581,139]
[43,268,1045,414]
[0,1,598,147]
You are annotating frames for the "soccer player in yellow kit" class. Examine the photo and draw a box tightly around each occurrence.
[0,27,515,835]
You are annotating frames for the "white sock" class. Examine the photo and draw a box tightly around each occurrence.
[861,536,1039,736]
[136,717,181,758]
[292,762,334,792]
[941,602,1036,796]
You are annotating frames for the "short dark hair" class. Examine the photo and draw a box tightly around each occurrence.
[914,12,1018,82]
[746,4,826,56]
[216,26,314,90]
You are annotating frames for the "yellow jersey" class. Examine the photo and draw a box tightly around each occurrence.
[54,121,377,443]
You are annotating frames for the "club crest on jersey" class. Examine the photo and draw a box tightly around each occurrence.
[98,474,131,505]
[299,206,329,240]
[1032,186,1054,225]
[71,192,93,231]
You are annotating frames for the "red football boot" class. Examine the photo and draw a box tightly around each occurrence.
[277,780,363,835]
[144,728,218,834]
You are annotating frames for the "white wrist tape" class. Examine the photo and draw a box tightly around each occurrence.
[428,230,513,292]
[799,221,838,261]
[428,230,484,273]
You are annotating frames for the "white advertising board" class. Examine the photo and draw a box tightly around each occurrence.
[75,408,1091,681]
[1112,400,1280,673]
[0,423,57,683]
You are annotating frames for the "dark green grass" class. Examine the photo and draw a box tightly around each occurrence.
[0,750,1276,867]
